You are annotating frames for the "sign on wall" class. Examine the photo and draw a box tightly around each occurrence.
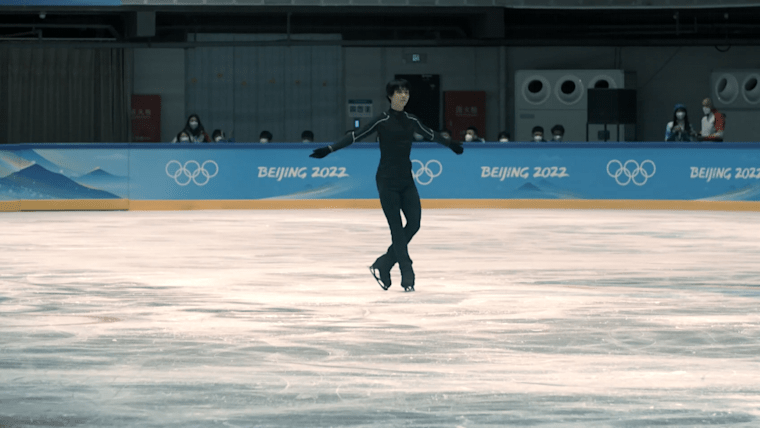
[347,100,373,118]
[444,91,486,141]
[131,95,162,143]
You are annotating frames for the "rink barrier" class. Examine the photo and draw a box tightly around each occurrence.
[4,199,760,212]
[3,142,760,212]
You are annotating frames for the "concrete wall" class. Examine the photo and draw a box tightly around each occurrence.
[344,47,505,141]
[130,44,760,143]
[132,48,185,143]
[507,45,760,142]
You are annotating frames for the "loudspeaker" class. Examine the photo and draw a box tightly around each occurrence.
[587,89,636,124]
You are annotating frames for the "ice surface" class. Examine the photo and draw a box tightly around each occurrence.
[1,208,759,427]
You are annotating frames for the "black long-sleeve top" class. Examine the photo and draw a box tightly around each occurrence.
[329,108,455,181]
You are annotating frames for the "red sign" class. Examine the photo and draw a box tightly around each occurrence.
[131,95,161,142]
[444,91,486,141]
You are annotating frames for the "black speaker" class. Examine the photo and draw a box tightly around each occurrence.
[587,89,637,124]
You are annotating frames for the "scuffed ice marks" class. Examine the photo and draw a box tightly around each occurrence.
[1,210,760,427]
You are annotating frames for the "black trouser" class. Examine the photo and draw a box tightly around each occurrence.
[375,178,421,271]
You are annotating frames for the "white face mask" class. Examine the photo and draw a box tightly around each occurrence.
[260,138,269,144]
[302,139,312,143]
[464,134,473,142]
[180,137,190,142]
[703,107,711,115]
[215,136,223,142]
[676,111,686,120]
[499,138,509,143]
[533,135,543,142]
[441,133,450,140]
[553,134,562,141]
[189,121,198,129]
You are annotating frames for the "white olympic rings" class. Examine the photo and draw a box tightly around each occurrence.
[165,160,219,186]
[412,159,442,186]
[606,159,656,186]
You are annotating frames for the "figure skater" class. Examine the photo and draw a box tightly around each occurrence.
[309,79,464,292]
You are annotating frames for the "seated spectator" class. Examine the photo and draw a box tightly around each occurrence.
[550,124,565,142]
[497,131,510,143]
[211,129,227,143]
[465,126,485,142]
[532,126,547,142]
[698,97,725,142]
[665,104,697,142]
[259,130,272,144]
[171,114,211,143]
[439,129,452,140]
[301,130,314,143]
[174,131,191,144]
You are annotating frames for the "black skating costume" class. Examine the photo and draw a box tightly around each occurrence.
[310,108,463,291]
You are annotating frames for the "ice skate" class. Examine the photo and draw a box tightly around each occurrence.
[369,259,392,291]
[400,266,415,292]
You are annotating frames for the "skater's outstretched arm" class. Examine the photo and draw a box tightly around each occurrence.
[309,113,389,159]
[404,111,464,155]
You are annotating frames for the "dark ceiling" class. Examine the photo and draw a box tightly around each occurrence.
[1,6,759,46]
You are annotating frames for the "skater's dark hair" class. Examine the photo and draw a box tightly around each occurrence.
[386,79,411,102]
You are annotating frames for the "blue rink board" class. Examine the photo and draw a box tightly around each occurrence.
[1,142,760,202]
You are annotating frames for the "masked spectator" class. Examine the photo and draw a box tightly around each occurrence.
[171,114,210,143]
[211,129,227,143]
[698,98,725,142]
[259,130,272,144]
[497,131,510,143]
[439,129,452,140]
[174,131,191,144]
[550,124,565,142]
[464,126,485,143]
[532,126,547,142]
[301,130,314,143]
[665,104,697,142]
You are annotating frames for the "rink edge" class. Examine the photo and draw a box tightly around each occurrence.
[3,199,760,211]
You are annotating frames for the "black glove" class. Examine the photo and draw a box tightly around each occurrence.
[309,146,331,159]
[449,141,464,155]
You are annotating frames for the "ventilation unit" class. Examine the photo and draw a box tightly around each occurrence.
[710,71,760,142]
[515,70,626,142]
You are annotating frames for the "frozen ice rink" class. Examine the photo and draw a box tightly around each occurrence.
[1,208,759,427]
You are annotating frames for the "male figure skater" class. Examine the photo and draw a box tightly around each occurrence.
[309,79,464,292]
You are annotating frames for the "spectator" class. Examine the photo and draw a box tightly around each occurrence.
[211,129,227,143]
[439,129,452,140]
[259,130,272,144]
[497,131,510,143]
[171,114,211,143]
[698,97,725,142]
[532,126,547,142]
[174,131,191,144]
[665,104,697,142]
[464,126,485,142]
[550,124,565,142]
[301,130,314,143]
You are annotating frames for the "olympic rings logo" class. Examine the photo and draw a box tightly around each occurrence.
[165,160,219,186]
[606,159,656,186]
[411,159,442,186]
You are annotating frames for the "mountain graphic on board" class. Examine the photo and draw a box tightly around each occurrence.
[517,182,542,192]
[0,164,120,199]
